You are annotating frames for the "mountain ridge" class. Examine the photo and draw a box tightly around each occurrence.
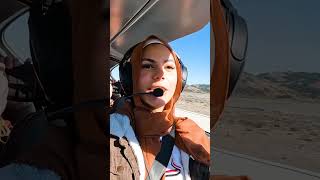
[184,71,320,100]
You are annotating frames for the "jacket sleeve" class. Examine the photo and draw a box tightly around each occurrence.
[189,158,210,180]
[0,163,61,180]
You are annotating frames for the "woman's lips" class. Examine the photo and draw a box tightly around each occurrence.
[149,86,167,92]
[145,87,166,97]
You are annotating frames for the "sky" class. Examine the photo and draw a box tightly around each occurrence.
[169,23,210,85]
[229,0,320,74]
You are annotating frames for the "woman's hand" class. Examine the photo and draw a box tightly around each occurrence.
[0,117,12,144]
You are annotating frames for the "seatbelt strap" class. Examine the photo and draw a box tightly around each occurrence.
[146,126,175,180]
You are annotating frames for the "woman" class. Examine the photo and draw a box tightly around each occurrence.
[0,56,11,144]
[110,35,210,179]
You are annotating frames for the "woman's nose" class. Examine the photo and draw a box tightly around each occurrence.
[153,67,165,80]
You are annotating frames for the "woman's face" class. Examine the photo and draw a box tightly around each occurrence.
[137,44,178,112]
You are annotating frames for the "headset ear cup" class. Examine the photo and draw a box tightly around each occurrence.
[181,65,188,91]
[119,44,139,95]
[178,58,188,91]
[119,60,133,95]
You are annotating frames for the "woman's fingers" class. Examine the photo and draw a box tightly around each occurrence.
[4,125,10,136]
[0,119,11,137]
[4,120,13,129]
[0,126,6,136]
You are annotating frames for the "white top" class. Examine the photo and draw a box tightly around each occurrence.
[110,113,191,180]
[165,145,185,179]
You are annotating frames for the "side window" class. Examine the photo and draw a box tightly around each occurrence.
[214,0,320,174]
[171,23,210,132]
[111,65,119,81]
[2,11,30,64]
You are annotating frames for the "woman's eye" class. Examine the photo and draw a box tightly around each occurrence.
[165,65,176,70]
[142,64,153,69]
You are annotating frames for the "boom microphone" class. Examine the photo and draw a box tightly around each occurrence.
[152,88,164,97]
[126,88,164,98]
[48,89,164,118]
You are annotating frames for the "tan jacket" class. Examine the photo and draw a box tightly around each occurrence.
[110,135,140,179]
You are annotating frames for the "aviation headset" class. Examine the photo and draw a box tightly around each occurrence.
[119,42,188,96]
[222,0,249,98]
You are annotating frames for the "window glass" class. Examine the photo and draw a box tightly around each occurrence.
[2,11,30,63]
[213,0,320,173]
[171,23,210,117]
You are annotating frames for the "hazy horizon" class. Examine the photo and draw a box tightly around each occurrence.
[230,0,320,74]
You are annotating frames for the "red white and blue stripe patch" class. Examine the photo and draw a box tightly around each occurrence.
[165,159,181,177]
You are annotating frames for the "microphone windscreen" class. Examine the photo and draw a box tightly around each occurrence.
[152,88,164,97]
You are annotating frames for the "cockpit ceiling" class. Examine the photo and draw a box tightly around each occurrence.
[1,0,209,68]
[0,0,25,22]
[110,0,149,39]
[110,0,210,57]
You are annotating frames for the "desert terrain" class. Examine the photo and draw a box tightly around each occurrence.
[176,72,320,173]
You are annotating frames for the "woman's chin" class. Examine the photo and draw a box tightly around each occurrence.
[142,95,167,110]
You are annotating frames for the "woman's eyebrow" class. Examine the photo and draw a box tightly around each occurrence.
[141,58,156,63]
[142,58,175,63]
[165,58,175,62]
